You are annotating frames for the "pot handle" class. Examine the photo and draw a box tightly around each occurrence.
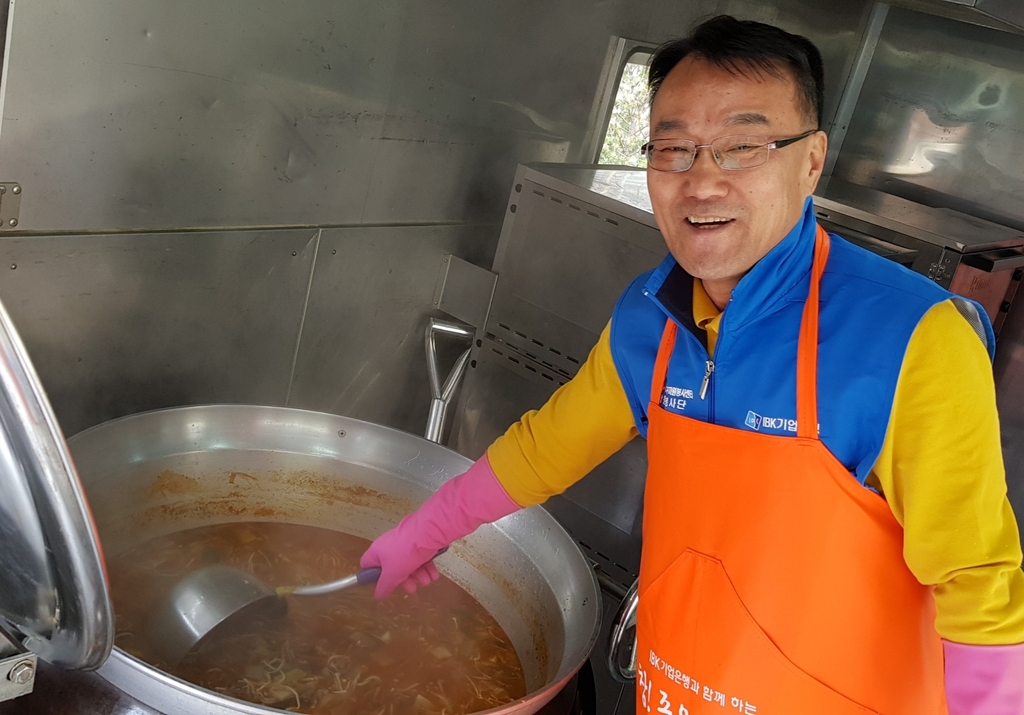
[424,318,474,444]
[607,576,639,683]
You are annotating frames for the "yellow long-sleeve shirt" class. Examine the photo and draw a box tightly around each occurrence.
[487,280,1024,645]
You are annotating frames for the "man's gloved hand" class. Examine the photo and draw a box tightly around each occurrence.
[944,640,1024,715]
[359,454,521,599]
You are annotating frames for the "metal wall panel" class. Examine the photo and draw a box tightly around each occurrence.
[0,1,401,231]
[0,229,317,436]
[0,0,874,233]
[286,223,498,437]
[357,0,618,224]
[832,7,1024,230]
[0,0,645,233]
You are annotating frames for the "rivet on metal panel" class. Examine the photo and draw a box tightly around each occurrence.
[7,220,16,228]
[11,186,20,195]
[9,265,15,270]
[8,661,33,685]
[515,184,522,193]
[0,187,5,194]
[332,249,337,255]
[291,251,297,257]
[510,205,517,213]
[337,430,346,438]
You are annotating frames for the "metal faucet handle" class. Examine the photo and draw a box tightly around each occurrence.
[424,318,474,444]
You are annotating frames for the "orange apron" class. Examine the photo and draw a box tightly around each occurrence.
[635,228,946,715]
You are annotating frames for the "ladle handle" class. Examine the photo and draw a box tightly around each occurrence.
[355,567,382,585]
[356,544,448,585]
[284,547,448,596]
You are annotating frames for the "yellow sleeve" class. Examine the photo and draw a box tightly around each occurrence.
[486,322,639,507]
[870,299,1024,644]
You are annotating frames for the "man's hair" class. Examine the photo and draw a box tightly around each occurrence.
[648,15,825,129]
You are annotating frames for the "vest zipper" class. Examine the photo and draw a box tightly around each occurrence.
[699,360,715,399]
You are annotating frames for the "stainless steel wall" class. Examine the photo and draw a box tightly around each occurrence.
[0,223,498,438]
[0,230,316,435]
[833,7,1024,230]
[0,0,626,232]
[0,0,872,234]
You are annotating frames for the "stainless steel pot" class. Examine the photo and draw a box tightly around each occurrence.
[68,404,601,715]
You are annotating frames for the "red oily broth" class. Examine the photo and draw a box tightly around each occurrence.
[108,522,527,715]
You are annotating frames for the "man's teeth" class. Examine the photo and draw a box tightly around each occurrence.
[687,216,732,225]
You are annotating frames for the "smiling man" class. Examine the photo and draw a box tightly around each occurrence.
[361,16,1024,714]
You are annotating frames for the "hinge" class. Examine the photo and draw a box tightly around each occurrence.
[0,184,22,230]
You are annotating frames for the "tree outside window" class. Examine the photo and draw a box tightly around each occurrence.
[599,54,651,167]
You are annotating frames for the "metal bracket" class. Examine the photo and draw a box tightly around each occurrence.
[928,247,956,284]
[0,627,35,702]
[0,184,21,230]
[0,653,36,701]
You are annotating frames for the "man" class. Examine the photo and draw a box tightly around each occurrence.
[362,16,1024,714]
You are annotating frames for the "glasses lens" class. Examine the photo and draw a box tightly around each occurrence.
[645,140,697,171]
[712,136,769,170]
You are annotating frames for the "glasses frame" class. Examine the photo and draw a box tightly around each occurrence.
[639,129,819,172]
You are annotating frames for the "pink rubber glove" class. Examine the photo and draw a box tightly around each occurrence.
[944,640,1024,715]
[360,454,521,599]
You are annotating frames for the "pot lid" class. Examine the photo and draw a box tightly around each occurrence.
[0,298,113,669]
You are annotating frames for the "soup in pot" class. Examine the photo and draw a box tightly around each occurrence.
[109,521,527,715]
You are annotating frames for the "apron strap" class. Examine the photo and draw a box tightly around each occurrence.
[651,320,678,406]
[649,226,831,439]
[796,227,831,440]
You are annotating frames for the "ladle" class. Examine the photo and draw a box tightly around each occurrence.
[149,548,445,665]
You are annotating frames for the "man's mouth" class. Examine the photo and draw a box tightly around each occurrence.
[686,215,735,228]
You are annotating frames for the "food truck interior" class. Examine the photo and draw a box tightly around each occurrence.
[1,0,1024,714]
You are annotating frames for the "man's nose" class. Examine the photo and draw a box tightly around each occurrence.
[679,148,728,200]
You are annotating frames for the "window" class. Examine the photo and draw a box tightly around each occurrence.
[598,52,652,167]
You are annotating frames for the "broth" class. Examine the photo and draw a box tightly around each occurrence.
[109,522,527,715]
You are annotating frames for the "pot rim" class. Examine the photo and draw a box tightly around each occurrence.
[77,404,603,715]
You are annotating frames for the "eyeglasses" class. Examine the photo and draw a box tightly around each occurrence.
[640,129,818,172]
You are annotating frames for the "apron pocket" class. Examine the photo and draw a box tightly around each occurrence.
[636,549,877,715]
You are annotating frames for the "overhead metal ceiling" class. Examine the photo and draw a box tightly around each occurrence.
[890,0,1024,34]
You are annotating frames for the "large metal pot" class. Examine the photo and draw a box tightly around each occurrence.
[68,404,601,715]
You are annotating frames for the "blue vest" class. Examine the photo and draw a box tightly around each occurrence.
[609,198,994,483]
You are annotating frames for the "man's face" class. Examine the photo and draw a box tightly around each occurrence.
[647,56,827,287]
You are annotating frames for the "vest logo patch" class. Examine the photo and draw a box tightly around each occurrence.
[745,410,797,433]
[661,386,694,411]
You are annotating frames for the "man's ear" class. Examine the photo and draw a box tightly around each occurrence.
[805,130,828,195]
